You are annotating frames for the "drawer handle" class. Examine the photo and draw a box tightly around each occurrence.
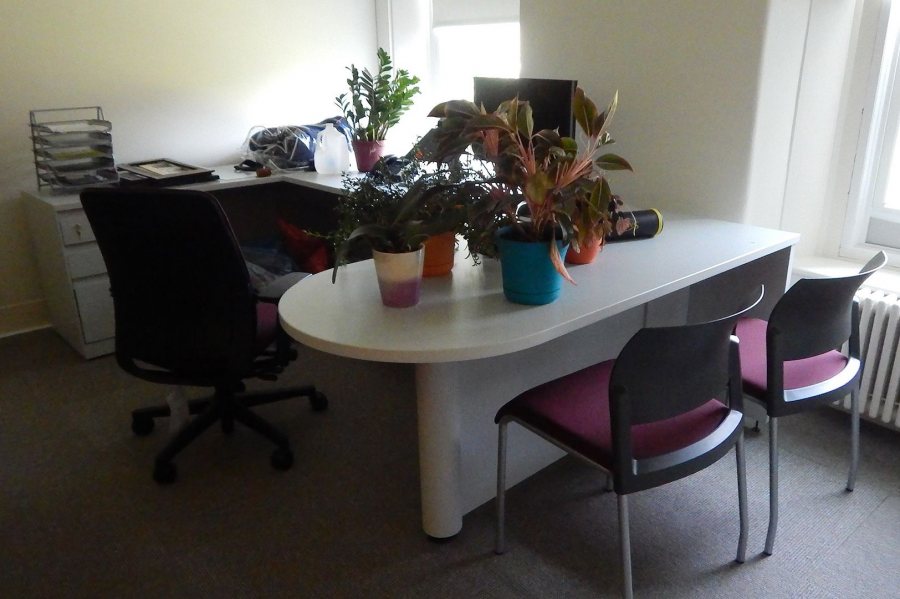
[74,223,82,239]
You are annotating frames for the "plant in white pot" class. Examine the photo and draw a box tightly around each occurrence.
[331,160,477,307]
[335,48,421,172]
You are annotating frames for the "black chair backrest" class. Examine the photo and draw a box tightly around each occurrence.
[609,286,763,493]
[81,187,257,381]
[767,252,887,361]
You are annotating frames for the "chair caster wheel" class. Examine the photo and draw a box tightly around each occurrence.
[132,415,155,436]
[310,391,328,412]
[153,461,177,484]
[271,447,294,471]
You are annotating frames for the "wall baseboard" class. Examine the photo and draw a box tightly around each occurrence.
[0,300,50,339]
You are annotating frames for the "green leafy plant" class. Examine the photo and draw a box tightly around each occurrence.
[424,87,632,281]
[335,48,421,142]
[330,159,483,282]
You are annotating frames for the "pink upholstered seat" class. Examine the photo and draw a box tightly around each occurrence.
[80,186,327,484]
[731,252,886,556]
[493,291,764,598]
[736,318,849,396]
[495,359,730,467]
[255,303,279,353]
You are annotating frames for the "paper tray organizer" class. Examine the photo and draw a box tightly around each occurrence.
[30,107,118,191]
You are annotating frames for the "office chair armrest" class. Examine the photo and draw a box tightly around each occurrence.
[257,271,310,303]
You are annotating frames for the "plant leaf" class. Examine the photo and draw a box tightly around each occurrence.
[573,87,598,136]
[595,153,633,171]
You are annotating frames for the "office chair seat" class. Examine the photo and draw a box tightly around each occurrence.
[495,360,731,465]
[737,318,850,398]
[81,186,328,484]
[734,251,886,556]
[255,303,279,353]
[494,287,764,598]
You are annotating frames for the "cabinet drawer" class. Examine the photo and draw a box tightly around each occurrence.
[58,210,96,245]
[73,277,114,343]
[66,244,107,279]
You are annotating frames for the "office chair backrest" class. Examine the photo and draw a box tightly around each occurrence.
[81,187,258,380]
[611,286,763,425]
[609,286,762,493]
[767,251,887,361]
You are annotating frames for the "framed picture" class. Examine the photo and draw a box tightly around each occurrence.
[118,158,212,181]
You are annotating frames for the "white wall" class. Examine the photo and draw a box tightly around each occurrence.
[0,0,376,335]
[744,0,810,231]
[520,0,770,222]
[775,0,859,258]
[520,0,860,262]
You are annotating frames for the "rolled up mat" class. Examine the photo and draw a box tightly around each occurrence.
[607,208,663,241]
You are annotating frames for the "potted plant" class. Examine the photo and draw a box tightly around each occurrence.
[424,87,633,303]
[335,48,421,172]
[331,160,478,306]
[565,182,636,264]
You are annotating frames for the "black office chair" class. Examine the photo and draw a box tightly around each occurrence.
[494,287,763,599]
[81,187,327,484]
[736,251,887,555]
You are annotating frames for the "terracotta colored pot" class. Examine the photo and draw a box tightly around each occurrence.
[565,236,604,265]
[372,247,424,308]
[352,140,386,172]
[422,232,456,277]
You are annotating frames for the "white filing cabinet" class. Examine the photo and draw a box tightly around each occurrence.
[24,191,115,358]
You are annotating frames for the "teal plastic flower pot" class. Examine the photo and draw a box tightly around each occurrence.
[496,227,569,305]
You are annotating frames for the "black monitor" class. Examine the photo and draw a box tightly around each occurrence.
[473,77,577,138]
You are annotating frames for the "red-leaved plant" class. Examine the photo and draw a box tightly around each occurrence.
[425,86,632,281]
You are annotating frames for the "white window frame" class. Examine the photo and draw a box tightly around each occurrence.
[843,0,900,262]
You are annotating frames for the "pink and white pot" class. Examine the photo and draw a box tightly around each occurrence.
[372,247,424,308]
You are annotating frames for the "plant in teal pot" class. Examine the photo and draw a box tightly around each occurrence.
[424,87,633,304]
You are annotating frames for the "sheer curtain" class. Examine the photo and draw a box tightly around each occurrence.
[374,0,519,155]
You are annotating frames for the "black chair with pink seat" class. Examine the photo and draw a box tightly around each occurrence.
[81,187,327,484]
[735,251,886,555]
[494,287,764,598]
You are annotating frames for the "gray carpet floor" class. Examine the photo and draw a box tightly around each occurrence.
[1,329,898,598]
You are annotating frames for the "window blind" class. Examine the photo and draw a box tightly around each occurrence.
[432,0,518,26]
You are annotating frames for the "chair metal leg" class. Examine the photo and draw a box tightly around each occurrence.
[847,386,860,492]
[617,494,633,599]
[735,431,748,563]
[764,417,779,556]
[495,422,508,555]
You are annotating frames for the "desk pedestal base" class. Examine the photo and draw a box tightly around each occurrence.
[413,307,645,538]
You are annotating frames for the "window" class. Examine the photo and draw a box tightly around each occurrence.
[374,0,519,154]
[844,0,900,257]
[431,22,520,103]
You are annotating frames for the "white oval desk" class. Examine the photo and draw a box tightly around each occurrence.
[279,215,799,538]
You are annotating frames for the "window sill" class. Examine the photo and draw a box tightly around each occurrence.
[793,255,900,295]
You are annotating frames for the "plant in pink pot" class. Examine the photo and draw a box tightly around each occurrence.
[336,48,421,172]
[331,160,480,308]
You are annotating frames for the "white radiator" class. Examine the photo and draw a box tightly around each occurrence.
[840,287,900,431]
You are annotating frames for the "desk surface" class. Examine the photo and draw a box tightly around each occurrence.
[30,164,347,210]
[188,166,347,194]
[278,215,799,364]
